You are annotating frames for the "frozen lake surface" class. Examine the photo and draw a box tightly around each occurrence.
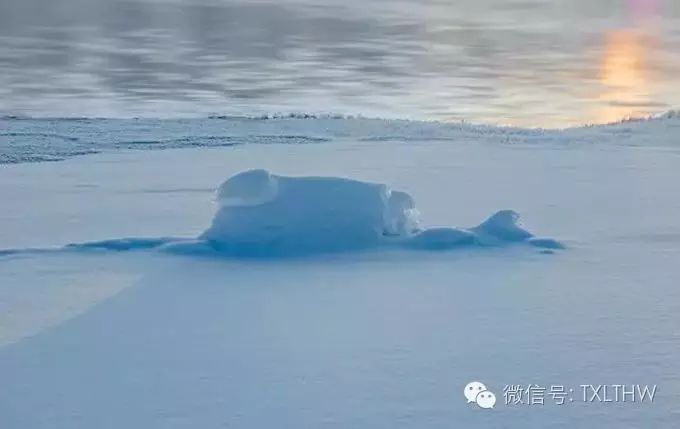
[1,115,680,427]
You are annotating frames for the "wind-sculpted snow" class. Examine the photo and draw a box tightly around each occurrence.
[199,169,422,255]
[198,170,562,255]
[0,170,563,258]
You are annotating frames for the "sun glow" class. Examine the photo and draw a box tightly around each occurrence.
[595,0,661,124]
[596,30,652,123]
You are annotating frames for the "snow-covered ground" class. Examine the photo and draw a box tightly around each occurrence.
[1,115,680,428]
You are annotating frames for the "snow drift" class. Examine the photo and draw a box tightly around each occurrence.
[0,170,562,257]
[195,169,561,255]
[200,169,420,255]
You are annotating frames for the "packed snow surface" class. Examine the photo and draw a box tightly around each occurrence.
[1,114,679,429]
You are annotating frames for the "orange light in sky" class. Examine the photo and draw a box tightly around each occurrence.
[596,30,652,124]
[600,31,646,89]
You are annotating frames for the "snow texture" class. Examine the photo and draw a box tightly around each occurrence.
[2,115,679,429]
[0,169,562,258]
[200,169,421,255]
[1,169,560,258]
[2,111,679,164]
[199,170,561,255]
[201,170,562,256]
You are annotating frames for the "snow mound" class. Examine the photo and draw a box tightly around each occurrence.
[197,170,561,255]
[0,170,562,258]
[200,169,421,255]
